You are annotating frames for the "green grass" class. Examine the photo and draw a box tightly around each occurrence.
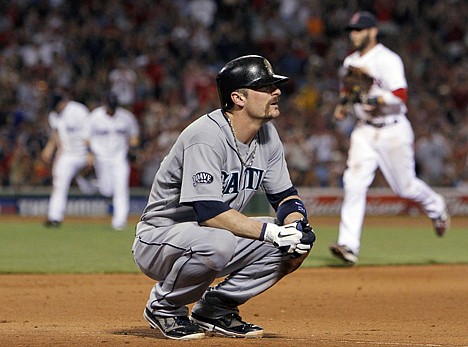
[1,218,139,273]
[0,216,467,273]
[305,216,468,267]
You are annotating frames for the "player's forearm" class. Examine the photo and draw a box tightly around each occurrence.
[200,209,264,240]
[129,136,140,148]
[41,137,57,162]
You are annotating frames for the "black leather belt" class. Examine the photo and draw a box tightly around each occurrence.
[365,118,399,128]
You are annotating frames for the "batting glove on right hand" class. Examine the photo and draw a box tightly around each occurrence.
[260,221,304,254]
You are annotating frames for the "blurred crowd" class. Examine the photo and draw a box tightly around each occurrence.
[0,0,466,191]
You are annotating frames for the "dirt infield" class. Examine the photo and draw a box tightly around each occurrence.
[1,265,467,347]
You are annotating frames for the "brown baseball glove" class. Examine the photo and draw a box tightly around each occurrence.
[340,66,374,104]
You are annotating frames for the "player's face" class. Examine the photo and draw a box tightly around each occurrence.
[245,84,282,121]
[349,28,372,51]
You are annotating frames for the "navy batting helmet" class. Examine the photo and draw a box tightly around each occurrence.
[216,55,289,110]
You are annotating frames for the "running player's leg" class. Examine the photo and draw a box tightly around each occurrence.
[377,118,446,219]
[94,158,113,197]
[110,159,130,230]
[47,155,86,222]
[337,126,379,255]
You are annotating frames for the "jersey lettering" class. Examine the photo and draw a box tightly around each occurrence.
[93,129,110,136]
[222,167,265,194]
[242,167,264,190]
[66,126,80,133]
[223,171,239,194]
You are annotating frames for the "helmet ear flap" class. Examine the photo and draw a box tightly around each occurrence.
[216,74,233,110]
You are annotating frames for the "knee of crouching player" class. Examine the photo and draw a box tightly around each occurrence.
[279,252,309,277]
[194,229,238,272]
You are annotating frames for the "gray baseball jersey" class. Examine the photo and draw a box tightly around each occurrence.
[134,108,298,318]
[140,109,292,228]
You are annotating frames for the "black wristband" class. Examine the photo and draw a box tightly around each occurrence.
[277,199,307,225]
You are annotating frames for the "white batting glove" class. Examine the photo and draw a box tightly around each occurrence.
[260,222,303,254]
[294,242,312,256]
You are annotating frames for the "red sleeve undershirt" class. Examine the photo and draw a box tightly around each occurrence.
[392,88,407,103]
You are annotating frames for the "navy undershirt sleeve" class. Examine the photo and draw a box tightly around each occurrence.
[192,200,232,224]
[265,186,298,211]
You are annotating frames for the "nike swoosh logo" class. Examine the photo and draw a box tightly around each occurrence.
[278,233,296,238]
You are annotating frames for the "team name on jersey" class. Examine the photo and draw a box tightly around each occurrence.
[222,167,264,194]
[66,126,81,133]
[92,129,110,136]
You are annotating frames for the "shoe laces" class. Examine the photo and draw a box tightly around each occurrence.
[222,313,254,328]
[163,316,198,330]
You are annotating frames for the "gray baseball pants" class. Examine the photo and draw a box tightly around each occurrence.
[132,217,299,318]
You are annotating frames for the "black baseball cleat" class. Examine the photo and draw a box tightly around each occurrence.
[44,220,61,227]
[190,312,263,338]
[432,206,450,237]
[143,308,205,340]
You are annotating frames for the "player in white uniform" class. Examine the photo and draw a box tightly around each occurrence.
[42,93,91,227]
[329,12,450,265]
[108,59,137,107]
[132,55,316,340]
[88,92,139,230]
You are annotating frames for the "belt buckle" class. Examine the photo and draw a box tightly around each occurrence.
[366,117,398,128]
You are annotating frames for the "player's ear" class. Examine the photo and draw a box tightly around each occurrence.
[369,27,378,40]
[231,89,247,108]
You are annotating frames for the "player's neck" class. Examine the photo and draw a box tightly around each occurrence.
[56,101,67,113]
[224,111,258,145]
[359,41,377,56]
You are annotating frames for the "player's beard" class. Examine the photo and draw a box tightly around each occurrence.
[261,98,279,121]
[354,32,371,52]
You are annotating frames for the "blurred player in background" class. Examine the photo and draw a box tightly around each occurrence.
[109,58,137,108]
[88,92,140,230]
[42,92,91,227]
[329,12,450,265]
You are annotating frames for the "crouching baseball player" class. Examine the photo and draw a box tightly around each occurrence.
[132,55,316,340]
